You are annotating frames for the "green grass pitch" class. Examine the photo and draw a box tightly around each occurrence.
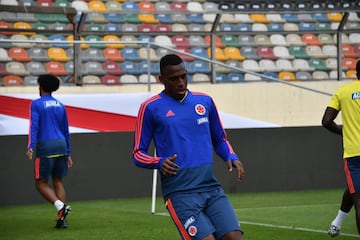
[0,189,359,239]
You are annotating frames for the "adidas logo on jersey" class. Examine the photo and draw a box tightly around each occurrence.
[166,110,175,117]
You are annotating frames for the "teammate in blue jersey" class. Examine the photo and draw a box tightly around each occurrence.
[26,74,73,229]
[133,54,245,240]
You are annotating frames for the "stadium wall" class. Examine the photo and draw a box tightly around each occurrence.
[0,80,347,127]
[0,126,344,206]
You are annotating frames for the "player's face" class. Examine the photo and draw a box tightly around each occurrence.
[160,63,188,100]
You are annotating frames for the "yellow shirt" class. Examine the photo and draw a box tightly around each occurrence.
[328,80,360,158]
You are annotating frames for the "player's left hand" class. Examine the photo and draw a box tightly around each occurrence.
[227,160,245,182]
[26,149,33,160]
[67,156,73,168]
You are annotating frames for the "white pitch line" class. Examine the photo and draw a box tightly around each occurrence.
[154,212,360,238]
[240,221,360,238]
[234,203,339,211]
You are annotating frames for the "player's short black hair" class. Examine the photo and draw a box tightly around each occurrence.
[160,54,183,75]
[37,74,60,93]
[356,59,360,79]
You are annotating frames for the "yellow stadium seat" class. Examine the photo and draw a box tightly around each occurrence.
[48,47,71,62]
[249,14,270,23]
[327,12,342,22]
[13,21,34,35]
[223,47,245,61]
[138,14,159,24]
[346,70,357,79]
[104,35,125,49]
[279,71,296,81]
[207,47,228,61]
[66,35,89,49]
[88,0,108,12]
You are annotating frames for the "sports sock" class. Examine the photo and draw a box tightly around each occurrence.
[331,210,349,228]
[54,200,65,211]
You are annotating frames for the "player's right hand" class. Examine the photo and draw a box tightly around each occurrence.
[161,154,179,177]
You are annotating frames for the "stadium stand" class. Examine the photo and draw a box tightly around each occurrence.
[0,1,359,86]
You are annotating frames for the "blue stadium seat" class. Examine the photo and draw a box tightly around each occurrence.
[227,72,244,82]
[190,47,208,59]
[155,14,173,24]
[121,48,141,61]
[220,23,236,32]
[268,23,283,32]
[312,13,330,22]
[281,13,299,22]
[187,13,205,24]
[138,35,154,46]
[139,61,159,75]
[48,34,70,48]
[104,13,125,23]
[121,61,141,74]
[262,72,278,81]
[122,2,139,13]
[104,23,121,32]
[188,60,210,74]
[299,23,315,31]
[216,73,227,82]
[236,23,251,32]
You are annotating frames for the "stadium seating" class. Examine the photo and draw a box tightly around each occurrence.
[8,47,32,62]
[103,61,123,75]
[45,61,68,76]
[2,75,23,86]
[102,74,120,85]
[120,74,138,83]
[0,1,360,85]
[26,61,46,75]
[6,61,29,75]
[0,63,8,75]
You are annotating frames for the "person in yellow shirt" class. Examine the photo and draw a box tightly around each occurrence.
[322,60,360,237]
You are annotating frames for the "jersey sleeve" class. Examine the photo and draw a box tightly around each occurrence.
[27,101,39,150]
[208,97,239,162]
[132,102,162,169]
[63,106,71,156]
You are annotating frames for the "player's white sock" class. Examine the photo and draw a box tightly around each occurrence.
[331,210,349,228]
[54,200,64,211]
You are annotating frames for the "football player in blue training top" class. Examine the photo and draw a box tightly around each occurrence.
[133,54,245,240]
[26,74,73,229]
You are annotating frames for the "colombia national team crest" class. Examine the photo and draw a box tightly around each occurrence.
[195,104,206,116]
[188,225,197,237]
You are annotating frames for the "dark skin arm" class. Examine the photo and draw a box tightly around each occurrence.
[227,159,245,182]
[161,154,179,176]
[321,106,342,136]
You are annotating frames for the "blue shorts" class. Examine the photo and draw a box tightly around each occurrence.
[165,187,242,240]
[344,156,360,194]
[34,155,68,180]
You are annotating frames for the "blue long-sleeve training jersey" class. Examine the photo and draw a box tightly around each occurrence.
[27,94,70,157]
[133,90,239,200]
